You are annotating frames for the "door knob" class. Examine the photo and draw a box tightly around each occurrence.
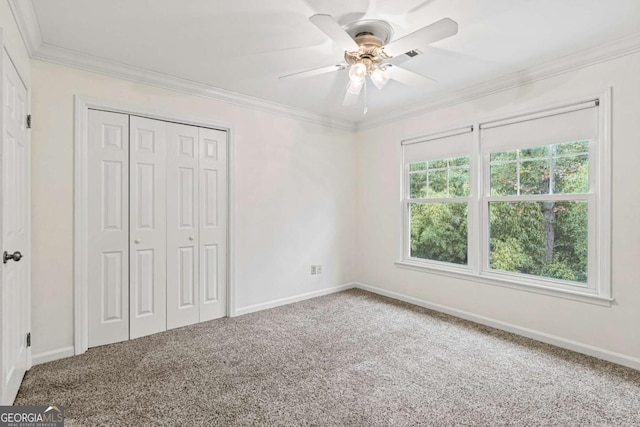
[134,239,141,244]
[3,251,22,264]
[189,236,195,241]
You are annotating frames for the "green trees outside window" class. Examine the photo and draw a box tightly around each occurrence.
[410,203,468,265]
[409,156,469,265]
[489,201,587,282]
[488,140,589,282]
[408,141,589,284]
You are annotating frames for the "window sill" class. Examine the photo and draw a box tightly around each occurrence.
[394,260,613,307]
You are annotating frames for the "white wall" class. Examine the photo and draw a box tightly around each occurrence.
[30,60,357,356]
[356,52,640,361]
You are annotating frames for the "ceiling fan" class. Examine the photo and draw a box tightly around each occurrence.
[280,14,458,108]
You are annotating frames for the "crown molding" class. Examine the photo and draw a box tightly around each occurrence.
[7,0,42,56]
[32,43,357,132]
[356,31,640,130]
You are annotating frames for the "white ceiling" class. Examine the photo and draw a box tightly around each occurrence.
[29,0,640,123]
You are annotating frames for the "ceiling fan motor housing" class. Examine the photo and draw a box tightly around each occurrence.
[344,32,390,70]
[343,19,394,71]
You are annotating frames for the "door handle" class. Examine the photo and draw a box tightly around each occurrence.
[3,251,22,264]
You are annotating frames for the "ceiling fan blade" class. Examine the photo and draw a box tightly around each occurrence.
[386,50,422,66]
[343,80,363,105]
[383,18,458,58]
[309,14,360,52]
[279,64,346,80]
[387,65,437,86]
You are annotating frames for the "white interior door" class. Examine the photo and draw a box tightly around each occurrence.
[1,49,29,405]
[87,110,130,347]
[167,123,200,329]
[129,116,167,339]
[83,111,228,348]
[199,128,227,321]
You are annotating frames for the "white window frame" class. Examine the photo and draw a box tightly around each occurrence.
[400,126,476,275]
[397,89,612,306]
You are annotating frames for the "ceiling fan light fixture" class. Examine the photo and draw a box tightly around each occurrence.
[348,62,367,83]
[370,66,390,90]
[286,14,459,112]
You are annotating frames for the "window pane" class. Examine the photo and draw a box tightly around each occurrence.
[408,156,470,199]
[449,168,470,197]
[520,160,550,194]
[450,157,470,167]
[410,162,426,171]
[491,150,517,162]
[520,146,549,159]
[554,154,588,194]
[555,140,589,155]
[489,201,588,283]
[427,169,447,197]
[410,203,468,265]
[430,159,447,169]
[490,162,518,196]
[490,141,589,196]
[409,172,427,198]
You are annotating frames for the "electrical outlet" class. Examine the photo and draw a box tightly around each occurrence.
[316,265,322,274]
[311,265,317,275]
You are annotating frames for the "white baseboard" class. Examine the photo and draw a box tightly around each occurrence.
[32,346,75,366]
[234,283,356,316]
[354,282,640,371]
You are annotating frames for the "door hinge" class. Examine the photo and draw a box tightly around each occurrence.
[26,115,31,129]
[26,332,31,347]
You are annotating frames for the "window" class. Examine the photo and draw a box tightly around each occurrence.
[399,96,611,303]
[409,156,470,265]
[487,141,589,284]
[402,127,474,269]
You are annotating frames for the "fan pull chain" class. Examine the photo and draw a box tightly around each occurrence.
[363,78,368,115]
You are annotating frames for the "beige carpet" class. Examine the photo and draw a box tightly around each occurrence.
[15,289,640,426]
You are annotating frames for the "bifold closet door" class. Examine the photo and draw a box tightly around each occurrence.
[129,116,167,339]
[87,110,130,347]
[199,128,227,321]
[167,125,228,326]
[166,123,200,329]
[87,113,227,347]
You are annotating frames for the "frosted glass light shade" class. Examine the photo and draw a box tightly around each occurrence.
[370,67,390,89]
[348,62,367,82]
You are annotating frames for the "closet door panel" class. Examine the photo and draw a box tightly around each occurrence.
[87,110,130,347]
[167,123,200,329]
[199,128,227,321]
[129,116,167,339]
